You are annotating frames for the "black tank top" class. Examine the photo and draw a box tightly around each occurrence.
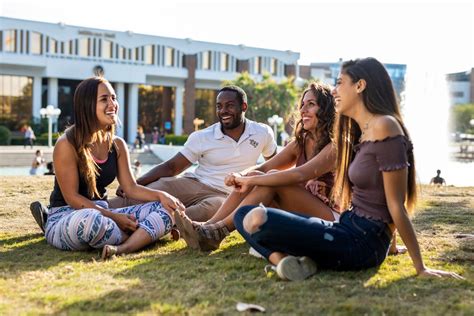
[49,145,118,207]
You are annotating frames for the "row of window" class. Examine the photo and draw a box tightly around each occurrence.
[1,30,43,55]
[0,29,181,67]
[252,56,281,76]
[1,29,284,75]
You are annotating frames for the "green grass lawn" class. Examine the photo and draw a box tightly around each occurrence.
[1,176,473,315]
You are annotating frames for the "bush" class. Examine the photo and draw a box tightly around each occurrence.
[37,132,61,146]
[164,134,188,145]
[0,125,12,145]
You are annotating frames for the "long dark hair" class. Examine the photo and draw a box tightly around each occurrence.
[64,77,115,198]
[292,82,335,155]
[332,58,417,212]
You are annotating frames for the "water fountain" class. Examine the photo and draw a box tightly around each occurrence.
[403,64,474,187]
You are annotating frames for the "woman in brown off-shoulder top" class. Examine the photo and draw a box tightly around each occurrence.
[233,57,464,281]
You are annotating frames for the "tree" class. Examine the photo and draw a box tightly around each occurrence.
[450,103,474,134]
[223,72,300,128]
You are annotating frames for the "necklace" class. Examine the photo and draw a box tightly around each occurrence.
[359,115,375,143]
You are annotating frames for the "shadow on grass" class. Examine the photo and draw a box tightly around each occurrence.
[2,230,473,314]
[413,199,474,234]
[2,197,474,314]
[54,241,474,315]
[0,233,101,275]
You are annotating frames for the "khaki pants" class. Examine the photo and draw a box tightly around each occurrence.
[108,177,227,222]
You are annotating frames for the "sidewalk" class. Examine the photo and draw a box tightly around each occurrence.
[0,145,54,154]
[0,146,54,167]
[0,145,161,167]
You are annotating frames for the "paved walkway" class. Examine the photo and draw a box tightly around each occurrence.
[0,146,54,167]
[0,145,161,167]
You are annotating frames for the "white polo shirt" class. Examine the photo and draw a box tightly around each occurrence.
[180,119,277,193]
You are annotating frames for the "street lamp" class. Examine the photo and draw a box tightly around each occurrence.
[40,105,61,148]
[193,117,205,131]
[267,114,283,143]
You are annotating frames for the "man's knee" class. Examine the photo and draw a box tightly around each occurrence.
[242,206,268,234]
[147,177,177,191]
[186,196,225,222]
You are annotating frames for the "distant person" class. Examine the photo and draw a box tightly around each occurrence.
[30,149,45,175]
[134,126,145,149]
[159,130,166,144]
[29,77,184,259]
[109,85,277,222]
[430,169,446,186]
[24,125,36,149]
[151,127,160,144]
[132,159,142,179]
[44,161,55,175]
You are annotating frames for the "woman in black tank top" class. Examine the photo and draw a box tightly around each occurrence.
[30,77,185,259]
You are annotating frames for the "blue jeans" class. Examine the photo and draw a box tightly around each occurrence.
[234,206,392,270]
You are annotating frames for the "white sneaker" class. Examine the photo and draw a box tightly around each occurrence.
[276,256,317,281]
[248,247,264,259]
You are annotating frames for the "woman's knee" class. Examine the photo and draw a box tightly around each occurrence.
[234,205,255,229]
[79,210,111,242]
[242,206,268,234]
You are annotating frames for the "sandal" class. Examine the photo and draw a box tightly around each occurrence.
[101,245,118,260]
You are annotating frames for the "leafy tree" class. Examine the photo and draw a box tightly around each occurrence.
[450,103,474,134]
[223,72,300,128]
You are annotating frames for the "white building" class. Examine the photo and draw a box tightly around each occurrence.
[0,17,300,142]
[446,70,474,105]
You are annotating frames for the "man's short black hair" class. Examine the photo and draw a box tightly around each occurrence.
[218,85,247,105]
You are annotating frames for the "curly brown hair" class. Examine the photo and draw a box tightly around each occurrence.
[292,82,336,155]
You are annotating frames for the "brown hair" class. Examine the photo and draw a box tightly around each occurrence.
[292,82,335,155]
[332,58,417,213]
[65,77,115,198]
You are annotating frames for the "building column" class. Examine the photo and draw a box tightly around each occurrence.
[47,78,59,132]
[115,82,125,138]
[47,78,58,106]
[127,83,139,144]
[174,83,184,136]
[32,76,42,119]
[470,67,474,104]
[183,54,197,134]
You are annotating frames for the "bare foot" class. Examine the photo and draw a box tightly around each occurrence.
[101,245,118,260]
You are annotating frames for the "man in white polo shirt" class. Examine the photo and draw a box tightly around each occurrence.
[109,85,277,221]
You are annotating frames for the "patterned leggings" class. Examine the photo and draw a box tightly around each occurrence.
[44,201,173,251]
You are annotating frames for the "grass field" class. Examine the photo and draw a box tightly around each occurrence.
[1,176,473,315]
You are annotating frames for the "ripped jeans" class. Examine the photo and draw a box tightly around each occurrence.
[234,206,392,270]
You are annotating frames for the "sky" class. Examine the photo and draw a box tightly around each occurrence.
[1,0,473,73]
